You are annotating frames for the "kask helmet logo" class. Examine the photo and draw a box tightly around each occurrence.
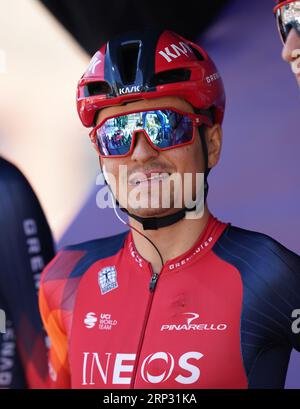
[118,85,141,95]
[158,41,194,63]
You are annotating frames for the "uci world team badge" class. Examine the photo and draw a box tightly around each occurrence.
[98,266,118,295]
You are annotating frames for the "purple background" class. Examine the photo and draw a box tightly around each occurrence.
[58,0,300,388]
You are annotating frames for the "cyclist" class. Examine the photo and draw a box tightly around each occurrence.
[40,29,300,389]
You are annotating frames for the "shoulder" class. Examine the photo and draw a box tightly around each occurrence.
[39,231,129,326]
[213,224,300,351]
[40,230,129,292]
[213,224,300,283]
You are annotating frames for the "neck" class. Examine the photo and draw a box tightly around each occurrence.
[129,205,211,274]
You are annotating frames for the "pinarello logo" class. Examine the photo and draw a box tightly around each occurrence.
[184,312,199,325]
[160,312,227,331]
[84,312,97,329]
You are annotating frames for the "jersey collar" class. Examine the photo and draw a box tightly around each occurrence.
[126,214,229,272]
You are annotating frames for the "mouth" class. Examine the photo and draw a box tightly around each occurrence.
[128,171,171,186]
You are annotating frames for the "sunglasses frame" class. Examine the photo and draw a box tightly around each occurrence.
[89,107,213,158]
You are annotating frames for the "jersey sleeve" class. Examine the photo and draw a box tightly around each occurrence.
[214,225,300,357]
[247,233,300,353]
[39,252,71,389]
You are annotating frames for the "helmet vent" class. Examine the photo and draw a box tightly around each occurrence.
[119,42,140,85]
[150,68,191,87]
[189,46,205,61]
[84,81,112,96]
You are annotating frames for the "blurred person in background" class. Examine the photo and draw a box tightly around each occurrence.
[0,157,55,388]
[274,0,300,86]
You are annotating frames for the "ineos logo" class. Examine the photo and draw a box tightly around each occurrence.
[82,351,204,386]
[141,352,174,383]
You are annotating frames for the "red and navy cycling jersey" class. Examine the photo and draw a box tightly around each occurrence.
[39,214,300,389]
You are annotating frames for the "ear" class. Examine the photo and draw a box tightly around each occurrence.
[205,124,222,169]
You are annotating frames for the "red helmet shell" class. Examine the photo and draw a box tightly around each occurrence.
[77,30,225,127]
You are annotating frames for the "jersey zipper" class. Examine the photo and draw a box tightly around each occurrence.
[129,265,160,388]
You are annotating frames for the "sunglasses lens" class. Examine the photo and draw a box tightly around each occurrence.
[277,1,300,43]
[144,110,194,148]
[95,109,194,157]
[96,116,133,156]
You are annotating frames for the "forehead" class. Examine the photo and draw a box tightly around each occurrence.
[96,96,194,125]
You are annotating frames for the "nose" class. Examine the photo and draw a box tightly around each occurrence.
[282,28,300,62]
[130,130,159,162]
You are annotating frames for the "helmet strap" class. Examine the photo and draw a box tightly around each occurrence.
[198,123,210,200]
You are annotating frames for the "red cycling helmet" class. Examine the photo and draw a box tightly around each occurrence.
[76,29,225,128]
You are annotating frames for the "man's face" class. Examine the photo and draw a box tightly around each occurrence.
[282,28,300,86]
[96,96,220,219]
